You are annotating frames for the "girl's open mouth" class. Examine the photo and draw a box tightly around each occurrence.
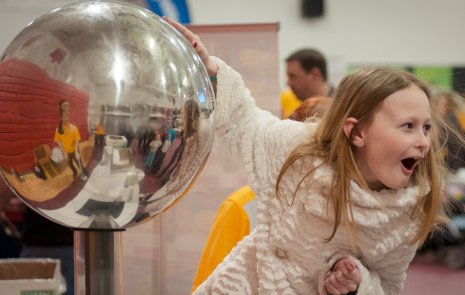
[401,157,420,172]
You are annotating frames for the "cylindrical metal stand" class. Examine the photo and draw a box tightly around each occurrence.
[74,230,125,295]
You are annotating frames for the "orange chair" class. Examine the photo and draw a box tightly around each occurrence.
[33,144,58,178]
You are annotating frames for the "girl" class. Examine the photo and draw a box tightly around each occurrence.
[166,19,448,295]
[145,132,162,168]
[55,109,87,181]
[151,132,172,174]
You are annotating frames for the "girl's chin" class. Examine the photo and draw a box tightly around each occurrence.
[369,180,408,191]
[368,182,388,191]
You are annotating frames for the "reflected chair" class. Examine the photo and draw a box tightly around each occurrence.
[33,144,58,178]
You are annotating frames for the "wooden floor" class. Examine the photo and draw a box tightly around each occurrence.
[2,139,93,203]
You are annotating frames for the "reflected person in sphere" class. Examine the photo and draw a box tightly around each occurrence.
[151,131,172,173]
[54,107,87,182]
[94,119,106,146]
[168,18,455,295]
[154,99,200,179]
[145,132,162,168]
[168,99,202,179]
[59,99,70,114]
[143,99,209,212]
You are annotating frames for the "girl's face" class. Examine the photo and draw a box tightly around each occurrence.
[62,112,70,124]
[350,84,431,190]
[178,108,185,127]
[61,101,70,112]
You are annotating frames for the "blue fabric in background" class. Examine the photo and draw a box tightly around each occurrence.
[145,0,191,24]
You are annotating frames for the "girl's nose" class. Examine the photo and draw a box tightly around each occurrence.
[416,131,430,152]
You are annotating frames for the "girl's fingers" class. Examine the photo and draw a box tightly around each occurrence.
[325,280,339,295]
[164,16,198,42]
[325,271,358,294]
[343,262,361,284]
[163,17,205,55]
[344,261,355,273]
[162,16,218,75]
[334,270,352,286]
[326,272,349,294]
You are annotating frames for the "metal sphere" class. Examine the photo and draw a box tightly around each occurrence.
[0,0,214,230]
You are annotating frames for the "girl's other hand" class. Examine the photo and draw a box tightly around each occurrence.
[163,17,219,77]
[324,258,361,295]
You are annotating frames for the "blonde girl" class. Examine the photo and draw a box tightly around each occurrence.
[167,18,449,295]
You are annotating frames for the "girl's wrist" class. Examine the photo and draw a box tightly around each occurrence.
[206,59,219,78]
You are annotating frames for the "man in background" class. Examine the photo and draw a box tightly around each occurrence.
[281,48,334,118]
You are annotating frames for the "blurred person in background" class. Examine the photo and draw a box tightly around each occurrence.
[280,48,334,119]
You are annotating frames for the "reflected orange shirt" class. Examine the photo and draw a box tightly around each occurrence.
[95,123,106,135]
[54,123,81,153]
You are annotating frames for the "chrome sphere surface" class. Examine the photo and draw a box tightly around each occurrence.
[0,0,214,229]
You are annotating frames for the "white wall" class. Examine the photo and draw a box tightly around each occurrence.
[188,0,465,65]
[188,0,465,85]
[1,0,465,86]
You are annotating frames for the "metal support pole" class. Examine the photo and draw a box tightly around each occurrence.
[74,230,124,295]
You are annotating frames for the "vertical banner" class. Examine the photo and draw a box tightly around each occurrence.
[145,0,191,24]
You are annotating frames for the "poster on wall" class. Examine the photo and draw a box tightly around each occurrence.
[349,64,465,95]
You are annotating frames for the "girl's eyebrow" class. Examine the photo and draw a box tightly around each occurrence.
[399,114,432,122]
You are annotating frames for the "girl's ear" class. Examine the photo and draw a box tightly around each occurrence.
[343,117,365,147]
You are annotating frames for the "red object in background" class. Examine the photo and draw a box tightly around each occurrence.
[1,193,25,224]
[49,48,67,64]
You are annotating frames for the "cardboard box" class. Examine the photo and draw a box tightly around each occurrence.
[105,135,128,148]
[0,258,64,295]
[111,148,134,173]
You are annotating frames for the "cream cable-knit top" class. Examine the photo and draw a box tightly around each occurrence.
[193,57,423,295]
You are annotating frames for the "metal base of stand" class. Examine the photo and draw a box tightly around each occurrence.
[74,230,124,295]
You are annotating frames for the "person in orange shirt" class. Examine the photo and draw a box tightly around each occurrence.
[54,104,87,181]
[94,120,106,146]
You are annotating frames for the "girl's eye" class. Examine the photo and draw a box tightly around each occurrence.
[403,122,414,129]
[423,124,431,133]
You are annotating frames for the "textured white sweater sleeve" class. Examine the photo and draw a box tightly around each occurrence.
[211,56,305,189]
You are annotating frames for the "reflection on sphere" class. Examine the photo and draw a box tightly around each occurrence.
[0,1,214,230]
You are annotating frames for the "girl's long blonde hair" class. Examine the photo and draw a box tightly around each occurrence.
[276,67,447,245]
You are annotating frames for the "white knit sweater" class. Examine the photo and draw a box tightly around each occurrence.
[194,57,422,295]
